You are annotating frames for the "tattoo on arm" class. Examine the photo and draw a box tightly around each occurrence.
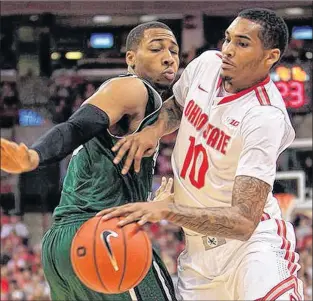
[157,96,183,135]
[165,176,271,240]
[232,175,271,226]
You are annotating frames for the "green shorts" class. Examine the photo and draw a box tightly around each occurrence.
[41,216,177,301]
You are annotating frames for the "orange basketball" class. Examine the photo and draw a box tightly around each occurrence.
[70,216,152,294]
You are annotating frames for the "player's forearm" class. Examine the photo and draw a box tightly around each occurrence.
[153,96,183,138]
[31,104,110,165]
[165,204,254,241]
[165,176,270,241]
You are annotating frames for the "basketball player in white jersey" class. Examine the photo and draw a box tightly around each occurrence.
[98,8,304,300]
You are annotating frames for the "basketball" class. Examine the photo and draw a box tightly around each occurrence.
[70,216,152,294]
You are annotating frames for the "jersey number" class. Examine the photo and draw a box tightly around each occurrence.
[180,136,209,189]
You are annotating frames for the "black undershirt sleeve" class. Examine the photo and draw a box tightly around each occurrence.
[31,104,110,166]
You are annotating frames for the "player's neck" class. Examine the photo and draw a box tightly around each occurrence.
[223,74,269,94]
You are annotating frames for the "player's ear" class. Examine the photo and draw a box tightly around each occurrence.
[265,48,280,68]
[126,50,136,69]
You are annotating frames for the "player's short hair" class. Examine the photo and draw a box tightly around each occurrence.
[238,8,289,58]
[126,21,172,51]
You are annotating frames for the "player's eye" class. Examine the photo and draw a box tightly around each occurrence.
[150,48,161,52]
[223,37,230,44]
[238,42,249,48]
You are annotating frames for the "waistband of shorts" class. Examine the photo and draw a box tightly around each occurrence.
[52,212,97,226]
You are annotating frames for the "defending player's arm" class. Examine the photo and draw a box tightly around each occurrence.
[112,95,184,174]
[0,77,148,174]
[151,95,184,137]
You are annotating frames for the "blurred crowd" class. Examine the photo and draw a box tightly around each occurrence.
[0,213,50,301]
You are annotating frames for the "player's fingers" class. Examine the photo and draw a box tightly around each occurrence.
[0,138,13,147]
[113,140,132,165]
[1,142,17,154]
[121,143,139,175]
[100,203,137,220]
[96,207,116,217]
[137,214,151,226]
[18,143,30,163]
[165,178,173,192]
[19,143,28,151]
[101,209,128,220]
[117,212,143,227]
[96,202,134,216]
[134,148,145,173]
[155,177,166,198]
[111,137,127,152]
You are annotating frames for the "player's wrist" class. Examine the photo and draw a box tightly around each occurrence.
[152,120,167,139]
[143,123,164,141]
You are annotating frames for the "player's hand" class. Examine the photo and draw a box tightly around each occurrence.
[0,138,39,174]
[112,126,160,175]
[153,177,173,202]
[96,194,174,227]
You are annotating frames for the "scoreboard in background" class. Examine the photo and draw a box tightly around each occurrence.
[271,62,311,110]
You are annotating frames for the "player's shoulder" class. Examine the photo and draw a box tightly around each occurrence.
[106,74,146,89]
[243,105,286,130]
[96,75,148,105]
[99,75,147,96]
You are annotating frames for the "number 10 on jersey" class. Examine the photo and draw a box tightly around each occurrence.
[180,136,209,189]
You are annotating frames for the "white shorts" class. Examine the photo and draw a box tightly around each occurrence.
[176,218,304,300]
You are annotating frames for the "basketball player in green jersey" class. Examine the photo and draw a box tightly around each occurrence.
[0,22,179,301]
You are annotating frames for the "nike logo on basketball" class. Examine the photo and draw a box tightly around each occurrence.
[198,84,208,93]
[101,230,119,271]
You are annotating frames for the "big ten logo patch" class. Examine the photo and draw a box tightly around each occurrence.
[224,116,240,130]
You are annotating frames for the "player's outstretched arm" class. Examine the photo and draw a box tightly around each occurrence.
[0,77,148,174]
[112,95,184,174]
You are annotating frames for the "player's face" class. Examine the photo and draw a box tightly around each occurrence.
[221,17,280,89]
[127,28,180,90]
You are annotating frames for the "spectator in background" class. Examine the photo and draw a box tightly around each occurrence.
[84,83,95,99]
[1,266,10,300]
[18,69,49,108]
[71,93,84,113]
[49,97,72,124]
[292,212,312,300]
[1,216,29,245]
[0,82,20,127]
[2,82,15,98]
[156,147,173,176]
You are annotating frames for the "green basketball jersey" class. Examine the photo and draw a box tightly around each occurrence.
[53,75,162,221]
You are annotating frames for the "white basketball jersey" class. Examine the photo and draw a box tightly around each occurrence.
[172,51,295,235]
